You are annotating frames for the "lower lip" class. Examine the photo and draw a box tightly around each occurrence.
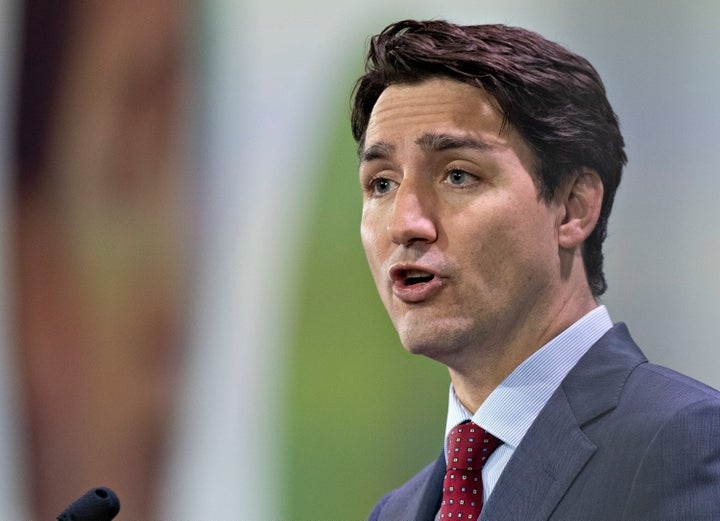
[392,277,443,303]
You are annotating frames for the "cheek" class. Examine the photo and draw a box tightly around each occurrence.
[460,210,531,274]
[485,209,559,284]
[360,218,384,276]
[360,218,375,257]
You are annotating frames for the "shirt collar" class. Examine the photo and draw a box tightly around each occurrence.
[445,305,613,448]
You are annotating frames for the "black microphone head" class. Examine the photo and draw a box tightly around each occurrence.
[57,487,120,521]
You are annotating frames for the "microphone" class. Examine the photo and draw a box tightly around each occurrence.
[56,487,120,521]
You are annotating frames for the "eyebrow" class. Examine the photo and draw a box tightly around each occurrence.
[359,140,395,164]
[415,132,493,154]
[359,133,493,164]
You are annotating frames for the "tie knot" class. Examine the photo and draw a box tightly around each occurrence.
[446,421,501,472]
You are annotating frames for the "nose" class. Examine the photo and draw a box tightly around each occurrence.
[388,182,438,246]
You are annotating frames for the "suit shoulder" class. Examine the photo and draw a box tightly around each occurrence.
[608,360,720,444]
[620,371,720,519]
[628,361,720,405]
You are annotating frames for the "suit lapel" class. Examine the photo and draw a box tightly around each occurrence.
[479,387,596,521]
[406,453,445,521]
[480,324,647,521]
[379,452,445,521]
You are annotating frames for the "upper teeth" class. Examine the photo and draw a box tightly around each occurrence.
[405,270,431,278]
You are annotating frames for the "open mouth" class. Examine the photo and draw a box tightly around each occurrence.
[403,270,435,286]
[390,266,442,301]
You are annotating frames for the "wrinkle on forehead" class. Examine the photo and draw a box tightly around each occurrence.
[363,78,505,146]
[359,77,539,181]
[358,77,510,156]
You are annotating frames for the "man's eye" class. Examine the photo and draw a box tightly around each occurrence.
[372,178,395,194]
[447,169,471,185]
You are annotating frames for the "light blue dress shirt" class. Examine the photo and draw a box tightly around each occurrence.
[443,305,613,503]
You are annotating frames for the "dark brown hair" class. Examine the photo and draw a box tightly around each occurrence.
[351,19,626,296]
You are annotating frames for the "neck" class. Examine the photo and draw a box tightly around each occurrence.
[449,289,598,413]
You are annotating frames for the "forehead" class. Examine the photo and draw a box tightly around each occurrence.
[364,78,506,149]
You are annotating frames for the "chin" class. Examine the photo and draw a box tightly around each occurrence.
[399,333,457,359]
[396,319,478,362]
[397,313,460,341]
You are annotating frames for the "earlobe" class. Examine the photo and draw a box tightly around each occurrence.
[558,168,603,249]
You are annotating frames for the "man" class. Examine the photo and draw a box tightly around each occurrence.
[352,19,720,521]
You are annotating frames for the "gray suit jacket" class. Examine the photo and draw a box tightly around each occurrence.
[368,324,720,520]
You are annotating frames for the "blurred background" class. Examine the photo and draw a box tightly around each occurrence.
[0,1,718,519]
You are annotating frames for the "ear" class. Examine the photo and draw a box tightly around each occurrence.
[558,168,603,249]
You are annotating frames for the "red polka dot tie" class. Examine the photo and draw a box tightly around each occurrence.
[439,421,501,520]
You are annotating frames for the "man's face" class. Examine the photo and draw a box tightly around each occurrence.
[359,78,566,366]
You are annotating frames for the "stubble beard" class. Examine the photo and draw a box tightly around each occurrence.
[394,312,492,367]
